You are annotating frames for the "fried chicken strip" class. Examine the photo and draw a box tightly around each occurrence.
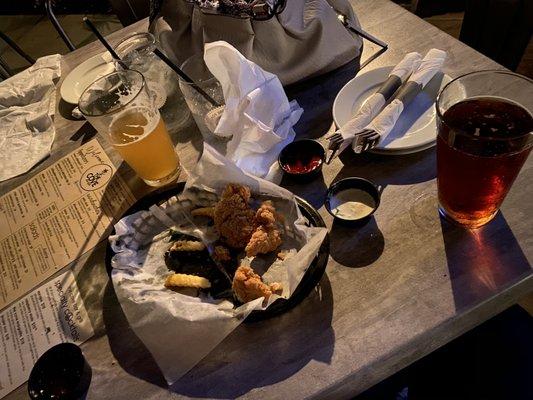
[232,264,282,303]
[213,184,255,249]
[245,200,282,257]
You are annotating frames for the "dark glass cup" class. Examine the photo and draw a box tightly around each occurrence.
[28,343,92,400]
[436,71,532,228]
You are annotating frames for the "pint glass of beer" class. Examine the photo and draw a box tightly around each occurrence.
[436,71,532,228]
[79,70,180,187]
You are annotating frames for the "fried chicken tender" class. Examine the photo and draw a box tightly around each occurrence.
[232,265,282,303]
[245,201,282,257]
[213,184,255,249]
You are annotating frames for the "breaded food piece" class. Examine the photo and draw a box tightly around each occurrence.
[277,250,288,260]
[191,207,215,218]
[232,265,282,303]
[213,184,255,249]
[245,226,282,257]
[165,273,211,289]
[254,200,276,225]
[212,245,232,262]
[269,282,283,293]
[169,240,205,252]
[245,201,282,257]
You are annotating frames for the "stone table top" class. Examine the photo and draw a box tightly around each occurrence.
[2,1,531,399]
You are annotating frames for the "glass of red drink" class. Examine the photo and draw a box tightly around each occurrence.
[436,71,532,228]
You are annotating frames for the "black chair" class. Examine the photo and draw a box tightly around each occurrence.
[460,0,532,71]
[410,0,465,18]
[108,0,150,26]
[0,31,35,79]
[45,0,76,51]
[409,0,532,71]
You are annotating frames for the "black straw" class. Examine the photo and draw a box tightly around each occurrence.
[83,17,128,70]
[83,16,220,108]
[153,48,221,107]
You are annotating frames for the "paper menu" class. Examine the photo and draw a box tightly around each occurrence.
[0,270,94,399]
[0,139,136,310]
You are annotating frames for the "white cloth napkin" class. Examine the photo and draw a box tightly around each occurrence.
[204,41,303,180]
[365,49,447,145]
[332,52,422,155]
[0,54,61,181]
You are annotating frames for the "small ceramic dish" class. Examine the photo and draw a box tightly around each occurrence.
[325,177,381,226]
[28,343,92,400]
[279,139,326,182]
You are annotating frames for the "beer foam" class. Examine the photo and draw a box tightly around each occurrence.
[110,106,160,146]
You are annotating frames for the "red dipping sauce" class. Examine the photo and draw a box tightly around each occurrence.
[284,155,323,174]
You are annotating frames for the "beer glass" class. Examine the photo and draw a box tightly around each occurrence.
[79,70,181,187]
[436,71,532,228]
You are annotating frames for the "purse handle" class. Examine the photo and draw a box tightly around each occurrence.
[182,0,287,21]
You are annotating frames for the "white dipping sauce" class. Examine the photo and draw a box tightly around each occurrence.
[330,188,376,220]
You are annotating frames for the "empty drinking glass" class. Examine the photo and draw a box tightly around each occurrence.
[114,32,190,132]
[179,54,225,147]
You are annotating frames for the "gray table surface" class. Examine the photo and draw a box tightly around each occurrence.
[2,0,532,399]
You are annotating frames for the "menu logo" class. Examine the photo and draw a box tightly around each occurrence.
[80,164,113,191]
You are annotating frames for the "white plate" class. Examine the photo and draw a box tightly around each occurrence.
[60,52,115,104]
[333,66,452,154]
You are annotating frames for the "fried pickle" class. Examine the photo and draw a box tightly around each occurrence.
[165,273,211,289]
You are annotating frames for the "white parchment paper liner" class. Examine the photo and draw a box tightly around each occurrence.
[109,145,327,385]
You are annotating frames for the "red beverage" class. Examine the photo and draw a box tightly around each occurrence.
[437,97,532,228]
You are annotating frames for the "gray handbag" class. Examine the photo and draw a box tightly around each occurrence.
[149,0,366,85]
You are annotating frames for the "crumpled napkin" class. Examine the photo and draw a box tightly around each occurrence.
[364,49,447,146]
[204,41,303,180]
[0,54,61,181]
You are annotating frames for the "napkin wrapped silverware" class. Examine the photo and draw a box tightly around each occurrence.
[354,48,447,152]
[326,52,422,160]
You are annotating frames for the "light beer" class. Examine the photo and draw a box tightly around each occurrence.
[109,107,180,186]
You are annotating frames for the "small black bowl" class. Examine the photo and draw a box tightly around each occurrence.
[278,139,326,182]
[325,177,381,227]
[28,343,92,400]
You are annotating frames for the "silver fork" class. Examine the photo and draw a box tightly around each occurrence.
[364,134,381,152]
[353,129,381,153]
[326,133,345,164]
[326,129,370,163]
[327,128,380,162]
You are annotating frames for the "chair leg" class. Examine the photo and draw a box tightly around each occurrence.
[45,0,76,51]
[0,56,12,78]
[0,31,35,64]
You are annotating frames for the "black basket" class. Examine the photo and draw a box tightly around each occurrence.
[105,182,329,322]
